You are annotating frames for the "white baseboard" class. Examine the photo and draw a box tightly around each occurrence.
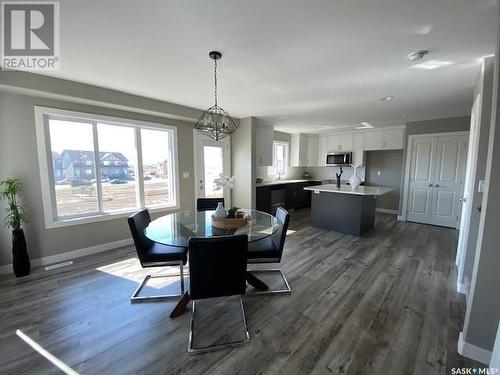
[376,208,398,215]
[0,238,133,275]
[458,332,492,365]
[397,215,405,221]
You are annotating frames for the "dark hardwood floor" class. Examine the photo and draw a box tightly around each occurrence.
[0,209,483,374]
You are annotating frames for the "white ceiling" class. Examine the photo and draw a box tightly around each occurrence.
[40,0,496,133]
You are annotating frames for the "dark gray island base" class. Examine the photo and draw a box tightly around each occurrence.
[304,184,394,236]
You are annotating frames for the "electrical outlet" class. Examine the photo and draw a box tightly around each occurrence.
[183,172,190,179]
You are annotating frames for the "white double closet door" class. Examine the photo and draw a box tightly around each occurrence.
[406,133,468,228]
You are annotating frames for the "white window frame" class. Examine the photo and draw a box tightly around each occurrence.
[272,141,289,177]
[34,106,180,228]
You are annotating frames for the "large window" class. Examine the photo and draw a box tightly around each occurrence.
[36,107,179,227]
[272,141,289,177]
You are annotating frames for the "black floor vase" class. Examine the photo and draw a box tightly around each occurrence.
[12,229,30,277]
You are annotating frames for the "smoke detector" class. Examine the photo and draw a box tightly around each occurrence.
[408,50,428,62]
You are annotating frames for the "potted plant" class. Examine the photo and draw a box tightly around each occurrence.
[212,174,237,218]
[211,175,247,229]
[0,178,30,277]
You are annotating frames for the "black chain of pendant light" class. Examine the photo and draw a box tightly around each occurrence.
[194,51,238,141]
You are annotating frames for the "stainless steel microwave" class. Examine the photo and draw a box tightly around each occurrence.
[326,152,352,166]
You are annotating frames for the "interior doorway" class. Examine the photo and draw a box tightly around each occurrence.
[402,131,468,228]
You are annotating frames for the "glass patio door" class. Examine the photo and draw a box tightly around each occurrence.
[194,132,231,205]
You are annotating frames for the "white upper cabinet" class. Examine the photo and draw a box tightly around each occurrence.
[294,126,404,167]
[382,128,405,149]
[255,124,273,166]
[327,135,340,153]
[340,133,353,151]
[363,128,404,150]
[306,135,319,166]
[317,136,328,166]
[363,131,383,150]
[290,134,308,166]
[327,133,353,152]
[352,132,365,167]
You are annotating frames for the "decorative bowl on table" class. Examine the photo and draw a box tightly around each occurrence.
[212,211,248,229]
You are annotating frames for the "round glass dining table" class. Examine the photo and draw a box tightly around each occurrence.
[144,208,280,247]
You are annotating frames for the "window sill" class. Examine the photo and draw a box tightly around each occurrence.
[45,204,180,229]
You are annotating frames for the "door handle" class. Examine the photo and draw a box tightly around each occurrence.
[459,197,467,203]
[434,184,440,187]
[428,184,434,187]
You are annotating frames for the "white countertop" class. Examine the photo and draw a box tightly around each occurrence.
[303,184,393,196]
[256,179,322,187]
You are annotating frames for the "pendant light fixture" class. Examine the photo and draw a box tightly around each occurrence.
[194,51,238,141]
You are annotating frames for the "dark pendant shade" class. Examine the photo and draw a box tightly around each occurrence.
[195,104,238,141]
[195,51,238,141]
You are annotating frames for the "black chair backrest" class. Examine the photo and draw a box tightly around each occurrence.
[128,209,154,264]
[197,197,225,212]
[189,234,248,300]
[271,207,290,261]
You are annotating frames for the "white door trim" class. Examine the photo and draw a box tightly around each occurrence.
[456,95,482,294]
[401,131,470,223]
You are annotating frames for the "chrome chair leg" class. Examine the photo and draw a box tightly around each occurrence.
[188,297,250,354]
[130,264,185,303]
[246,269,291,295]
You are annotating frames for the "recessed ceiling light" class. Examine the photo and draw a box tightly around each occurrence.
[380,96,395,102]
[408,50,428,62]
[401,114,408,118]
[280,116,288,120]
[411,60,454,70]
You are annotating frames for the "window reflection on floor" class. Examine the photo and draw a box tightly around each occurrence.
[95,258,185,291]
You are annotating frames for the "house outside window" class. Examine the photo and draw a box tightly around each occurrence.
[35,107,180,228]
[272,141,289,177]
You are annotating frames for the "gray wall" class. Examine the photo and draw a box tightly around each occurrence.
[231,117,256,209]
[365,150,403,211]
[398,116,471,215]
[461,30,500,358]
[461,57,495,295]
[405,116,471,136]
[0,73,202,267]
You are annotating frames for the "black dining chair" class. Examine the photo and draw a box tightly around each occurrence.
[187,234,249,353]
[247,207,291,294]
[128,209,188,303]
[196,197,225,211]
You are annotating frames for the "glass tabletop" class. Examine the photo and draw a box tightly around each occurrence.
[145,209,280,247]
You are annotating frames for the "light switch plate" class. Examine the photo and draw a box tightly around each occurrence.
[478,180,484,193]
[377,170,381,176]
[183,172,190,179]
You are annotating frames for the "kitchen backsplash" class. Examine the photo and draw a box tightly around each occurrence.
[256,166,306,181]
[256,165,366,182]
[303,166,366,182]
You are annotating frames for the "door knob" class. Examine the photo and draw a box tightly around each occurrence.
[459,197,467,203]
[435,184,440,187]
[428,184,433,187]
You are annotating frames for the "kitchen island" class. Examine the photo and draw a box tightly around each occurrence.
[303,184,393,236]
